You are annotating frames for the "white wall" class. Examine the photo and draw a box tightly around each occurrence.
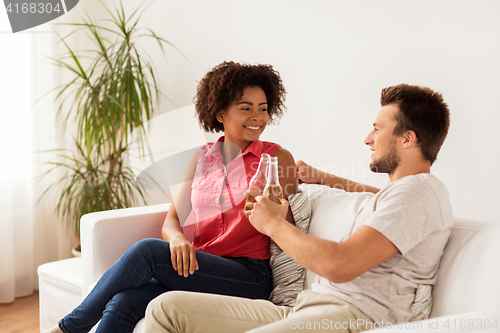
[61,0,500,223]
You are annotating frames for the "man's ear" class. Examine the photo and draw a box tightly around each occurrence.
[402,130,417,148]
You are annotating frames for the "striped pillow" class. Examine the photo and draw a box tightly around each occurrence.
[407,284,433,321]
[269,191,312,306]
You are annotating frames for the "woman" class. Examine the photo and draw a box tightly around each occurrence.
[44,61,297,333]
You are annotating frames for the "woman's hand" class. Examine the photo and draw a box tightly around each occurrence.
[296,160,323,184]
[169,234,199,277]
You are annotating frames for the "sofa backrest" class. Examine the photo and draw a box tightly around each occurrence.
[431,218,500,317]
[299,184,500,317]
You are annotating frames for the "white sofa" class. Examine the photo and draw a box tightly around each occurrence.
[41,184,500,332]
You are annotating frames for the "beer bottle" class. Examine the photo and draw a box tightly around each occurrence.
[263,156,283,204]
[243,153,270,217]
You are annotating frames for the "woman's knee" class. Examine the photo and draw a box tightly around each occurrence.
[133,238,167,250]
[127,238,169,257]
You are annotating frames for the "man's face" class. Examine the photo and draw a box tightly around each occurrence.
[364,104,401,175]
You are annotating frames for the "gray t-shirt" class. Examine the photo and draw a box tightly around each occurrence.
[311,173,454,324]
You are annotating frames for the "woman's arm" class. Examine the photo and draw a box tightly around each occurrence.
[273,148,298,224]
[296,160,380,194]
[162,149,199,277]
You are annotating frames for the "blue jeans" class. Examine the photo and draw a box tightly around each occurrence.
[59,238,272,333]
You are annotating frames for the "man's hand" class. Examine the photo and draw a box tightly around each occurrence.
[247,195,289,236]
[296,160,323,184]
[169,234,199,277]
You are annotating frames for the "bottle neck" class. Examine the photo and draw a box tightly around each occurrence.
[267,161,280,186]
[255,161,269,179]
[248,157,269,192]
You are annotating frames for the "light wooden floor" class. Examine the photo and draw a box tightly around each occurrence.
[0,292,39,333]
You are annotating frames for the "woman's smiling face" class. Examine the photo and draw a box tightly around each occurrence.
[217,86,269,152]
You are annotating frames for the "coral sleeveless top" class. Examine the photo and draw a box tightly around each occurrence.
[190,136,281,259]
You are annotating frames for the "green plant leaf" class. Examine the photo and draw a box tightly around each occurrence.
[39,0,182,240]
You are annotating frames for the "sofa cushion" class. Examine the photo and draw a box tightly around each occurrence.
[269,191,312,306]
[431,218,500,317]
[298,183,375,289]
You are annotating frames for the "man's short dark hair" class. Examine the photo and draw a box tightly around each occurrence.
[381,84,450,165]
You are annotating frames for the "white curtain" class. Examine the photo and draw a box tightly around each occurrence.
[1,1,175,302]
[0,14,74,303]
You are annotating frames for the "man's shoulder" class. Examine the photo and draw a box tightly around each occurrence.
[379,173,453,228]
[384,173,449,197]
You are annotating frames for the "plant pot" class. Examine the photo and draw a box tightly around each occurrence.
[71,244,81,257]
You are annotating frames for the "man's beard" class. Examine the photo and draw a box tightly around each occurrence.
[370,144,400,175]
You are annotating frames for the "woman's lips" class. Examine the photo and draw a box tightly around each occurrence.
[244,125,261,133]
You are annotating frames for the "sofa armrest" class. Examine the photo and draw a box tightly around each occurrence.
[80,203,170,297]
[365,308,500,332]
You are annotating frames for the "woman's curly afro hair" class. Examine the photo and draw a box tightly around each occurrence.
[195,61,287,133]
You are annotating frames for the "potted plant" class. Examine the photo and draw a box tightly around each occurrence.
[39,1,179,254]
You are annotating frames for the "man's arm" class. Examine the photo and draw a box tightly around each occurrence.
[248,196,398,283]
[296,160,380,194]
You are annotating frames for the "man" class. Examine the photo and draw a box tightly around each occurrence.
[144,84,453,333]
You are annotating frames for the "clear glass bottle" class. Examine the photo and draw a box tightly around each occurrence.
[243,153,270,217]
[263,156,283,204]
